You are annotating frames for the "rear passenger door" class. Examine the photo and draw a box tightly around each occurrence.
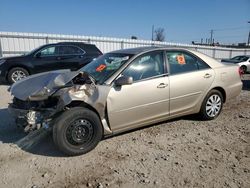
[57,45,86,70]
[166,50,215,117]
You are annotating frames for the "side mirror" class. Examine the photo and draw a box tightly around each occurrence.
[115,76,133,86]
[35,52,41,58]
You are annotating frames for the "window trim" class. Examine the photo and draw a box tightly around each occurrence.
[165,50,211,76]
[34,44,86,57]
[118,50,168,84]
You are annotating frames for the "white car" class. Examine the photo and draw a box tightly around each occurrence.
[221,55,250,74]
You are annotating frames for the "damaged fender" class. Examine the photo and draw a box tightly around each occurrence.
[9,69,113,134]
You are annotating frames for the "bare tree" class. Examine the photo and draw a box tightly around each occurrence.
[154,28,165,41]
[131,36,138,40]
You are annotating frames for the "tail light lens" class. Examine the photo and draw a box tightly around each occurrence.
[238,67,243,76]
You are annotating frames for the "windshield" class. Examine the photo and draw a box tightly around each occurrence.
[81,53,133,84]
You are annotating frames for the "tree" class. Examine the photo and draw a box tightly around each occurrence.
[154,28,165,42]
[131,36,138,40]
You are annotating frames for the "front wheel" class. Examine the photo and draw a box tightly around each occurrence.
[199,90,223,120]
[53,107,103,156]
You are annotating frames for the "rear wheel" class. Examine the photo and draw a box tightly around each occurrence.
[53,107,103,156]
[7,67,29,84]
[199,90,223,120]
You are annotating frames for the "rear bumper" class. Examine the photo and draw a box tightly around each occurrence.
[226,81,243,100]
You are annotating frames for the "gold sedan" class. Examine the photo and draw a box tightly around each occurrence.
[9,47,242,155]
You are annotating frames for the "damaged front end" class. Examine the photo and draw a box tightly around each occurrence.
[8,97,59,132]
[8,70,111,133]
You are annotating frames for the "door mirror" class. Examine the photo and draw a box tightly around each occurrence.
[115,76,133,86]
[35,52,41,58]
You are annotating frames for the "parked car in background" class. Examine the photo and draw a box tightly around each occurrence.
[0,42,102,84]
[9,47,242,155]
[221,55,250,74]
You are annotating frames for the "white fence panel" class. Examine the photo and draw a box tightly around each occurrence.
[0,31,250,60]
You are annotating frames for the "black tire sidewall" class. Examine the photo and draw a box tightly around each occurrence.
[53,107,103,156]
[199,90,223,120]
[7,67,29,84]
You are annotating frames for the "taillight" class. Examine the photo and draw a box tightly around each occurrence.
[238,67,243,76]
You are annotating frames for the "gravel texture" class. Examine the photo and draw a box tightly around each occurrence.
[0,75,249,188]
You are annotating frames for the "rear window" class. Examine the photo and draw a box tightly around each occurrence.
[58,45,84,55]
[81,44,102,55]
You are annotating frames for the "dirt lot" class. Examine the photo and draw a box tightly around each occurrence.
[0,76,249,188]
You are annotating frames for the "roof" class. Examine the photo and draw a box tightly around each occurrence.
[109,46,224,68]
[111,46,162,54]
[57,42,89,45]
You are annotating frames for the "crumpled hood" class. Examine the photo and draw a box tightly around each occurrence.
[10,69,80,101]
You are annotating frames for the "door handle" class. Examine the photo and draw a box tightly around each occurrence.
[204,73,212,78]
[157,83,168,88]
[56,56,61,60]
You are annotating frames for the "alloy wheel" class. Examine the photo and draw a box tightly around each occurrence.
[11,70,27,82]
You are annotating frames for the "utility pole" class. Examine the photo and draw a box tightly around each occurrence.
[248,31,250,46]
[248,21,250,46]
[151,25,154,41]
[210,29,214,45]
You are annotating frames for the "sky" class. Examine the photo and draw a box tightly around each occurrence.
[0,0,249,44]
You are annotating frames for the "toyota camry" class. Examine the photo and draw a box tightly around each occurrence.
[8,47,242,155]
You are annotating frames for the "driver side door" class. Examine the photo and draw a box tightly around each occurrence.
[107,50,170,132]
[33,45,60,73]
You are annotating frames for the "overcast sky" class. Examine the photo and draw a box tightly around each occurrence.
[0,0,249,44]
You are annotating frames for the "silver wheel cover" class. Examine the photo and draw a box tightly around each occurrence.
[205,94,222,117]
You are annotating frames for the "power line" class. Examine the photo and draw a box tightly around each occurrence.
[213,26,249,31]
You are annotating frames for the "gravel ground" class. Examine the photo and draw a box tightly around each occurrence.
[0,75,249,188]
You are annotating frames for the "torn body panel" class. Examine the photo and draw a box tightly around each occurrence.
[8,70,112,134]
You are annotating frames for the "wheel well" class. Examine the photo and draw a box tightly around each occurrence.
[7,66,30,78]
[212,87,226,103]
[66,101,100,118]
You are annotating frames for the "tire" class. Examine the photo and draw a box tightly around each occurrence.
[53,107,103,156]
[7,67,29,84]
[240,65,247,74]
[199,89,223,120]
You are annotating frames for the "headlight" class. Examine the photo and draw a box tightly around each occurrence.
[0,59,6,66]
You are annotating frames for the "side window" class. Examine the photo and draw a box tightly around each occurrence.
[166,51,209,75]
[59,46,84,55]
[122,51,165,82]
[40,46,57,57]
[197,59,210,70]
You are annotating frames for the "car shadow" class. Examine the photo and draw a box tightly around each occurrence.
[0,108,65,157]
[0,106,198,158]
[0,81,9,86]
